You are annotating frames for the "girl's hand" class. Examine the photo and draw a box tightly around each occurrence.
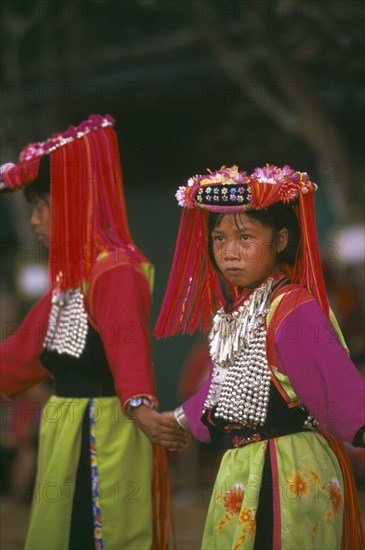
[161,410,192,452]
[131,406,190,450]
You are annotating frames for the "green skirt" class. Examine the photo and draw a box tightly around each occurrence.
[202,432,343,550]
[25,396,153,550]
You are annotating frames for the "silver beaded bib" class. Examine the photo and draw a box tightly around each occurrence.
[203,278,274,427]
[43,288,89,358]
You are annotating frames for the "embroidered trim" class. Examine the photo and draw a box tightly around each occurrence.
[89,399,104,550]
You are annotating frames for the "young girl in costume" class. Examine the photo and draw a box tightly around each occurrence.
[155,165,365,549]
[0,115,187,550]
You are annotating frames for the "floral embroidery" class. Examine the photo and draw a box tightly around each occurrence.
[218,514,234,531]
[303,465,320,486]
[234,536,246,550]
[235,508,256,549]
[223,483,245,514]
[286,468,312,497]
[238,508,254,526]
[326,479,343,513]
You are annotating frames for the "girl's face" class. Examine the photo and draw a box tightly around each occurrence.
[30,194,50,246]
[211,213,288,288]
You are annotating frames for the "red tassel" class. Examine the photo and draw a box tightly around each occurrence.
[49,127,149,290]
[151,446,175,550]
[293,193,329,317]
[321,432,365,550]
[154,209,225,338]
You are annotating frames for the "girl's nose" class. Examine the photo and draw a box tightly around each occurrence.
[223,240,240,260]
[30,208,40,227]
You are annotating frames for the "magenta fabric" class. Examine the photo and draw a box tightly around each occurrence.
[274,299,365,442]
[183,297,364,444]
[183,362,213,442]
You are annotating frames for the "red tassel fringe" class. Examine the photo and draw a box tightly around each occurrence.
[49,126,148,290]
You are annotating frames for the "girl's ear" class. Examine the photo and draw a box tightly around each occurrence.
[276,228,289,253]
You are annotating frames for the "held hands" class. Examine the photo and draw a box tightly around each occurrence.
[161,410,191,452]
[131,405,191,451]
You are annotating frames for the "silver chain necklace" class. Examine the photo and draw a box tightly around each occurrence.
[203,278,274,427]
[43,286,89,358]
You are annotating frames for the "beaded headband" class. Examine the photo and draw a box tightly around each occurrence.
[175,164,317,211]
[0,114,115,191]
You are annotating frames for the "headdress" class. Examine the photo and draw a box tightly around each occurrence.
[0,114,148,291]
[155,164,328,338]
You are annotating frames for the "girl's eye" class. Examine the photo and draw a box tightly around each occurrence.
[213,235,224,242]
[240,234,251,240]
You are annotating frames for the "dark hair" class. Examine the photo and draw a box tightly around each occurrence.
[207,202,300,270]
[23,154,50,202]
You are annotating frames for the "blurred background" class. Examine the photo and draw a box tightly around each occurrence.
[0,0,364,548]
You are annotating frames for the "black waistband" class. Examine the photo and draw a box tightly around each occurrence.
[202,408,312,449]
[220,423,310,449]
[53,372,117,398]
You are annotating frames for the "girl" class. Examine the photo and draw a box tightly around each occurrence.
[0,115,186,550]
[155,165,365,549]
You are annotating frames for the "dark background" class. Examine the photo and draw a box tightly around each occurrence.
[1,0,364,409]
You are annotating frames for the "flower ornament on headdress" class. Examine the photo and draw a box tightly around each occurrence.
[155,162,327,339]
[176,165,250,210]
[175,163,317,213]
[0,114,115,190]
[21,114,115,161]
[251,164,292,184]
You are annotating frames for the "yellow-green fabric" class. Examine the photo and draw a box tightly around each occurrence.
[25,396,153,550]
[202,432,343,550]
[140,262,155,294]
[201,295,346,549]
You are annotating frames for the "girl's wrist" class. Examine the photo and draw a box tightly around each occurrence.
[174,405,190,431]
